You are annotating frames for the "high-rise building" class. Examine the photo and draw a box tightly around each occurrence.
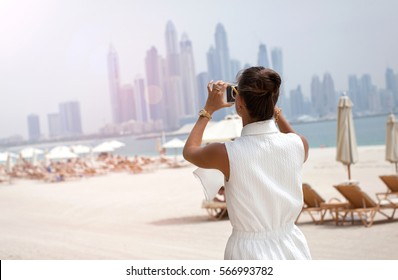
[180,33,198,116]
[311,75,324,117]
[385,68,398,107]
[165,21,181,76]
[257,44,269,68]
[119,84,136,122]
[348,75,360,114]
[290,86,305,119]
[271,48,288,115]
[27,114,40,141]
[206,46,218,80]
[230,59,241,81]
[47,113,62,139]
[323,73,336,115]
[59,101,82,137]
[107,45,122,124]
[206,23,232,120]
[134,76,149,123]
[145,46,164,122]
[197,72,209,109]
[164,22,183,129]
[271,48,283,79]
[214,23,231,81]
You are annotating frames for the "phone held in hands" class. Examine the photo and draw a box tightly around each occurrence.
[226,85,238,103]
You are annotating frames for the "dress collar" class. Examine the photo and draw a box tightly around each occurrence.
[241,120,279,136]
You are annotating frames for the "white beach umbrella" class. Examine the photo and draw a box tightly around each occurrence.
[162,138,185,149]
[336,95,358,180]
[70,144,91,154]
[20,147,44,159]
[162,138,185,159]
[385,113,398,173]
[0,152,8,162]
[92,142,115,153]
[108,140,125,148]
[47,146,78,160]
[202,114,243,143]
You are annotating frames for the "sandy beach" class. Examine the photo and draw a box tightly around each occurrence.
[0,145,397,260]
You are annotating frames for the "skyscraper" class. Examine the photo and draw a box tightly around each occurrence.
[311,75,324,117]
[290,86,305,119]
[271,48,288,116]
[134,76,149,123]
[59,101,82,137]
[385,68,398,107]
[348,75,360,114]
[27,114,40,141]
[206,23,232,120]
[145,46,164,122]
[197,72,209,109]
[119,84,136,122]
[230,59,241,81]
[206,46,218,80]
[214,23,231,81]
[47,113,62,139]
[323,73,336,115]
[165,21,181,76]
[164,21,183,129]
[257,44,269,68]
[107,45,122,124]
[180,33,198,116]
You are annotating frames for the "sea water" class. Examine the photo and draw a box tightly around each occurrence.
[3,114,394,158]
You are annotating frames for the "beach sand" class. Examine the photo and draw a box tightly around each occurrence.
[0,145,397,260]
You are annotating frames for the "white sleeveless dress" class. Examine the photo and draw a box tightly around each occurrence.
[223,120,311,260]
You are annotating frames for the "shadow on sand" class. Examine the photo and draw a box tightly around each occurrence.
[150,215,228,226]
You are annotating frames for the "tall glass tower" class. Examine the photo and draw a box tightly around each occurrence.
[165,21,180,76]
[134,76,149,123]
[107,45,121,124]
[271,48,288,116]
[257,44,269,68]
[180,33,198,116]
[59,101,82,137]
[164,21,183,129]
[145,46,164,122]
[215,23,231,81]
[27,114,41,141]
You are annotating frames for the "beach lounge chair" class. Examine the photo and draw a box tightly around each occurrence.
[201,200,227,220]
[334,184,398,227]
[379,175,398,195]
[296,183,325,224]
[297,183,345,224]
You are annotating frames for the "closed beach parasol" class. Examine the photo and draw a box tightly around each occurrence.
[336,94,358,180]
[385,113,398,173]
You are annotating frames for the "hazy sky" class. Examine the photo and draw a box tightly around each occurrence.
[1,0,397,139]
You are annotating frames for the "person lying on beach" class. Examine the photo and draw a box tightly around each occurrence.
[183,67,311,260]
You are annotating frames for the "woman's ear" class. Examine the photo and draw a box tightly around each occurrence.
[235,94,245,115]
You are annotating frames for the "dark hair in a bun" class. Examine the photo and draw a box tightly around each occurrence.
[236,66,281,121]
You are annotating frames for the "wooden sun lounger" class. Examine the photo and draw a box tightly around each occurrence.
[202,200,228,220]
[379,175,398,195]
[297,183,346,225]
[334,184,398,227]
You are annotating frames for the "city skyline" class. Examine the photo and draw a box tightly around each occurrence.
[1,0,398,139]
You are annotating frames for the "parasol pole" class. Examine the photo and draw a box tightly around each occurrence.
[347,164,351,181]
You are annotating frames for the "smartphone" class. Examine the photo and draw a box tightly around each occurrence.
[226,85,238,103]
